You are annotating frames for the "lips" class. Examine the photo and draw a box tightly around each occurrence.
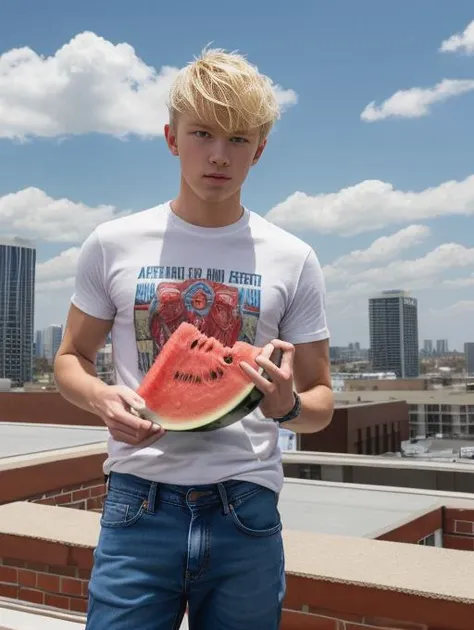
[203,174,231,180]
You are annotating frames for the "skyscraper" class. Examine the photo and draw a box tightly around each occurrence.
[0,237,36,385]
[42,325,63,363]
[465,342,474,376]
[369,290,419,378]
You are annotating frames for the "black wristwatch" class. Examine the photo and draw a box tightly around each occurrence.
[273,392,301,425]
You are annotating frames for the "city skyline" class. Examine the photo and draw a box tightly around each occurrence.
[1,3,474,348]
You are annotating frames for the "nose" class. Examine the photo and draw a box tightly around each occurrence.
[209,139,230,167]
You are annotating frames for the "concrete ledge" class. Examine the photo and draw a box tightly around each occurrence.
[1,501,474,604]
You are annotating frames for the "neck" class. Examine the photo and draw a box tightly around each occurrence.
[170,176,243,228]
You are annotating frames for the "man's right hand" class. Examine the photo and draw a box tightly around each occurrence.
[90,383,165,445]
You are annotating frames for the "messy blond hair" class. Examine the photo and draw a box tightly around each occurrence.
[168,47,280,142]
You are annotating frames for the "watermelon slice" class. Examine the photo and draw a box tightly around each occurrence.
[135,322,265,431]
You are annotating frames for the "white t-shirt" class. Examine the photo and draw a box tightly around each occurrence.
[71,201,329,493]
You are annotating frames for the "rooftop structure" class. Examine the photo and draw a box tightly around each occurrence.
[1,421,474,629]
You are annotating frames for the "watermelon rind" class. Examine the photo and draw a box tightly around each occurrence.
[135,374,264,432]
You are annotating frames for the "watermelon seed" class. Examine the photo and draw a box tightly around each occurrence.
[174,371,180,379]
[190,340,199,349]
[210,370,217,380]
[223,355,233,364]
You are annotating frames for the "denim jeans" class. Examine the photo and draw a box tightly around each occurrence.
[86,471,285,630]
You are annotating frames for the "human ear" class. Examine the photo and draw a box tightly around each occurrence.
[164,123,179,156]
[252,139,267,165]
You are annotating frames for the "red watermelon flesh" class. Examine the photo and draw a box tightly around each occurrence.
[135,322,264,431]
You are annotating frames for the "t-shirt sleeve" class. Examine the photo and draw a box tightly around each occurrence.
[279,247,330,345]
[70,229,116,320]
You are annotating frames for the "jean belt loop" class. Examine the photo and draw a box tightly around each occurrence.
[217,483,230,516]
[146,481,158,513]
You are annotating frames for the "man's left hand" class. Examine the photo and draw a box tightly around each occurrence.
[240,339,296,419]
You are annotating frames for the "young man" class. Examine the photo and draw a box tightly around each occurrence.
[54,48,333,630]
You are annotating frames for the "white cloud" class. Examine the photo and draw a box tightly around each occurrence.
[323,225,430,283]
[266,173,474,235]
[431,300,474,317]
[0,32,297,140]
[361,79,474,122]
[36,247,80,292]
[0,187,130,243]
[327,243,474,308]
[443,273,474,288]
[440,20,474,55]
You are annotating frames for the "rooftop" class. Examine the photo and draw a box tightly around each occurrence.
[0,423,108,459]
[335,389,474,405]
[1,424,474,629]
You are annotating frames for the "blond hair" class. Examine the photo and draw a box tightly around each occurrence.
[168,47,280,141]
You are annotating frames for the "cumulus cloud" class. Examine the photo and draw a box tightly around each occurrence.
[440,20,474,55]
[327,243,474,308]
[36,247,80,292]
[0,32,297,140]
[265,173,474,235]
[360,79,474,122]
[0,187,130,243]
[323,225,430,283]
[443,273,474,289]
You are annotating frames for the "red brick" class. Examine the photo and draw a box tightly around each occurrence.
[18,569,37,588]
[281,610,339,629]
[19,587,44,605]
[443,534,474,551]
[37,572,60,592]
[445,507,474,521]
[90,485,105,497]
[3,557,26,568]
[78,568,91,579]
[0,583,19,598]
[310,606,362,622]
[54,492,73,505]
[72,489,90,501]
[364,617,427,629]
[454,520,474,535]
[44,593,70,609]
[25,562,49,572]
[61,577,83,596]
[0,566,17,583]
[50,564,78,577]
[70,597,88,613]
[443,517,455,533]
[36,497,56,506]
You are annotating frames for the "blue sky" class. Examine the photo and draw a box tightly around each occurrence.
[1,0,474,350]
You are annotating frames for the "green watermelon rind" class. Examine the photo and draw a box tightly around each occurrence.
[137,379,264,432]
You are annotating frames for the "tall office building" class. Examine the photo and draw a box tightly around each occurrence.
[369,290,419,378]
[0,237,36,385]
[436,339,449,356]
[465,343,474,376]
[423,339,433,355]
[42,325,63,363]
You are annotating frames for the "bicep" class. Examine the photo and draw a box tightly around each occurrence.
[293,339,331,393]
[57,304,113,365]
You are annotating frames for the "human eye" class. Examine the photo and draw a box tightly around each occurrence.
[230,136,249,144]
[192,130,210,139]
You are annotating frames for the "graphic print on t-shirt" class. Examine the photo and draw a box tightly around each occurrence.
[133,265,261,374]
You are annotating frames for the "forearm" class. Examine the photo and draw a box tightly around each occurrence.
[54,354,109,416]
[280,384,334,433]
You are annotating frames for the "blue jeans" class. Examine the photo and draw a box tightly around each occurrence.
[86,472,285,629]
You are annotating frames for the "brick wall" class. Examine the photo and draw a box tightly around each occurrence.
[27,478,106,512]
[377,508,442,544]
[443,507,474,551]
[0,557,89,613]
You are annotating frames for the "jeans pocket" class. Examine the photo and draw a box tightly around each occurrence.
[100,488,147,528]
[229,487,282,537]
